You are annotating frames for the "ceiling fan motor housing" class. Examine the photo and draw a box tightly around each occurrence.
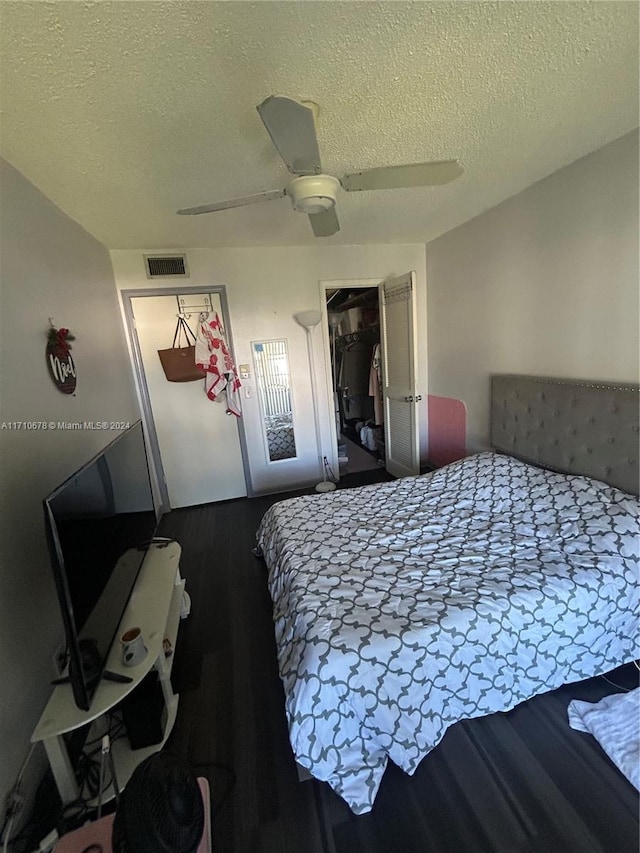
[287,174,339,214]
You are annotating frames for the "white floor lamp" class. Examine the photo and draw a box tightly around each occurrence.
[294,310,337,493]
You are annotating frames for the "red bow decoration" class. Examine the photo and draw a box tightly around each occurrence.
[47,325,75,356]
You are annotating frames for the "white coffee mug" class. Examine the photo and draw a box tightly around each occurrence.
[121,627,147,667]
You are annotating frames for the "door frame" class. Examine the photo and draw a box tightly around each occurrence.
[319,278,384,480]
[121,285,253,510]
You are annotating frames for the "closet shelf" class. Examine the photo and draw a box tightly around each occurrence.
[332,287,379,312]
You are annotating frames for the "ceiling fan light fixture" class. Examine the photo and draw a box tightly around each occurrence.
[287,174,339,214]
[177,97,462,234]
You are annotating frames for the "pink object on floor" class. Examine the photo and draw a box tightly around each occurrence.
[53,777,212,853]
[427,395,467,467]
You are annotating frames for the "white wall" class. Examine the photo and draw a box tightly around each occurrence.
[0,159,140,808]
[111,245,427,494]
[426,130,639,452]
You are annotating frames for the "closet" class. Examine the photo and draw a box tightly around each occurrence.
[326,286,384,475]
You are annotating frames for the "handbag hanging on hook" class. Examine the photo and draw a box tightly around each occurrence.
[157,316,206,383]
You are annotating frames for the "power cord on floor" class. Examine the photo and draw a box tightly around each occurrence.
[1,744,37,853]
[600,661,640,693]
[6,712,127,853]
[323,456,337,484]
[600,674,631,692]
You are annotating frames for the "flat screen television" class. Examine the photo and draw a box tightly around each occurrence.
[43,420,158,711]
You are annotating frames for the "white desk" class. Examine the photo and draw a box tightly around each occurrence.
[32,541,185,805]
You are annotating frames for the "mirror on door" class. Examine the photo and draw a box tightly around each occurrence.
[252,339,297,462]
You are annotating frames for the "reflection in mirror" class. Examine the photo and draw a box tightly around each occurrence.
[252,339,297,461]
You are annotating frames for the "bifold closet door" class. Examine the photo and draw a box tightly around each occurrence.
[131,294,247,508]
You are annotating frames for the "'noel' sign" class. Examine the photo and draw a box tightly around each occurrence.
[46,327,76,394]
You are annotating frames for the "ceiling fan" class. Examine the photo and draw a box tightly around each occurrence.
[177,96,463,237]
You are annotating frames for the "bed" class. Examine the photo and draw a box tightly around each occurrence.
[255,375,640,814]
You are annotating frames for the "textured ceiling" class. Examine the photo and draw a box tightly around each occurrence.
[1,1,638,249]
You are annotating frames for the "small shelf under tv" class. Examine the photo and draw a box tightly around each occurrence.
[32,540,185,805]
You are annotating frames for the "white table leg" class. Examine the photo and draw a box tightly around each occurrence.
[44,735,79,804]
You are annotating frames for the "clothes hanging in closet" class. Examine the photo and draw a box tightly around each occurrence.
[369,343,384,426]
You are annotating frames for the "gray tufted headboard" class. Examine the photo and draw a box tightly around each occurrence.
[490,374,639,495]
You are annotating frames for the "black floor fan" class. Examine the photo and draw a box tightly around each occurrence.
[112,752,204,853]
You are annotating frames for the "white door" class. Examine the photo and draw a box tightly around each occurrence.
[380,272,420,478]
[131,294,247,508]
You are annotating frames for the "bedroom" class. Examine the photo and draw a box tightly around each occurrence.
[0,1,638,850]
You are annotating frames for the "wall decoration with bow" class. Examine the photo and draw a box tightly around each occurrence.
[46,321,77,394]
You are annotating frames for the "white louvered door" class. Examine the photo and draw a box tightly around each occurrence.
[380,271,420,478]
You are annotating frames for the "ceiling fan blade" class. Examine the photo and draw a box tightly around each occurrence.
[177,188,285,215]
[257,96,322,176]
[341,160,463,192]
[308,207,340,238]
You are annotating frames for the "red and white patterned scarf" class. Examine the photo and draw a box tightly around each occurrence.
[195,312,242,417]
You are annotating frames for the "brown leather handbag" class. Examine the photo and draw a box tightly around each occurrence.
[157,317,206,383]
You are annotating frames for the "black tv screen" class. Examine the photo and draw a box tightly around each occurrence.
[44,421,157,711]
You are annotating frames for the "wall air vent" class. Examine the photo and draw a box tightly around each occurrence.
[144,254,189,279]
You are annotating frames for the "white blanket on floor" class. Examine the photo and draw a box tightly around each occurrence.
[567,687,640,790]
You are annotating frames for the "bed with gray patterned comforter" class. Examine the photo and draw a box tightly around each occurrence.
[256,452,639,814]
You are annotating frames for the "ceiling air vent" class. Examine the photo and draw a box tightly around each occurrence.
[144,254,189,279]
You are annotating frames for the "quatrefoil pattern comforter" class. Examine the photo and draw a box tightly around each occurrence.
[256,452,639,814]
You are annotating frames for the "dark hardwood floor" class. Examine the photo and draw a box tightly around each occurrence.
[157,473,639,853]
